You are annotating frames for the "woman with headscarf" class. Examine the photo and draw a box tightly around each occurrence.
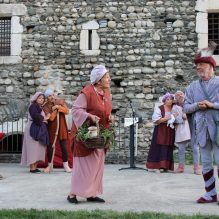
[173,91,201,174]
[43,88,71,173]
[21,92,50,173]
[67,64,113,204]
[146,93,176,172]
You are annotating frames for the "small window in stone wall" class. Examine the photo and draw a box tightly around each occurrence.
[0,4,26,64]
[80,20,100,56]
[0,17,11,56]
[196,0,219,65]
[208,13,219,55]
[88,29,92,50]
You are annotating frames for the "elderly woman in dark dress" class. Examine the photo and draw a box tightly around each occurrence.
[21,92,50,173]
[146,93,176,172]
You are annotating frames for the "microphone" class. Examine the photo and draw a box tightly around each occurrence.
[127,97,136,118]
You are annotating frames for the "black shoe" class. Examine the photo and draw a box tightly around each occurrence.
[30,169,41,173]
[67,195,78,204]
[87,197,105,203]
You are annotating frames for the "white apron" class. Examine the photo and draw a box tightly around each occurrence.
[175,119,191,143]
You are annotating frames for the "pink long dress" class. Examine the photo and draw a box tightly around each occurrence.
[70,93,105,198]
[21,111,47,166]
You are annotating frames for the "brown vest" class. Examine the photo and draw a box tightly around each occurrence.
[156,105,175,146]
[71,84,112,157]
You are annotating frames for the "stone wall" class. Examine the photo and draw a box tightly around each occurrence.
[0,0,199,163]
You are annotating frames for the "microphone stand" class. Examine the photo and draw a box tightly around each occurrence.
[119,99,147,171]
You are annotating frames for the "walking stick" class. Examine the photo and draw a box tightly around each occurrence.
[48,111,60,173]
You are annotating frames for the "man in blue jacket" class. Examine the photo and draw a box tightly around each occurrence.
[184,43,219,204]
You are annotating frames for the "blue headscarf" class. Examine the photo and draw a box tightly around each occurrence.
[44,88,54,98]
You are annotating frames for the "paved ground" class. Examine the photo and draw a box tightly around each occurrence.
[0,163,219,216]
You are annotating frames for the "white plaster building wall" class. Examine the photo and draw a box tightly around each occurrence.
[196,0,219,65]
[0,4,26,64]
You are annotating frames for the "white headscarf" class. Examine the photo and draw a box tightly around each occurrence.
[90,65,108,84]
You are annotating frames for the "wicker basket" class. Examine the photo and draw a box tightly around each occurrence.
[81,136,110,149]
[77,119,113,149]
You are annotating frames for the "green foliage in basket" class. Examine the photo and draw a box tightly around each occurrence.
[76,124,115,144]
[100,127,115,144]
[76,124,90,141]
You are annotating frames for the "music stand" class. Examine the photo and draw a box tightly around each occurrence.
[119,99,147,171]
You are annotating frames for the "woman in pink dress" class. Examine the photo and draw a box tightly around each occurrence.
[21,92,50,173]
[173,91,201,174]
[67,65,113,204]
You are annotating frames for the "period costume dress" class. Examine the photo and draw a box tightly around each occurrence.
[21,92,48,166]
[146,105,175,171]
[43,94,71,172]
[173,100,201,174]
[68,65,112,203]
[172,103,191,173]
[70,84,112,198]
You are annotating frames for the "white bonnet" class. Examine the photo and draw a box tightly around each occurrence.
[90,65,108,84]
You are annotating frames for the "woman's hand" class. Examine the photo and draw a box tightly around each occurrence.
[52,105,60,111]
[182,113,187,120]
[108,115,115,123]
[172,112,179,118]
[89,114,100,123]
[156,115,171,125]
[163,115,171,121]
[44,113,51,121]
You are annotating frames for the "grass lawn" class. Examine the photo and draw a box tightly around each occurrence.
[0,209,218,219]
